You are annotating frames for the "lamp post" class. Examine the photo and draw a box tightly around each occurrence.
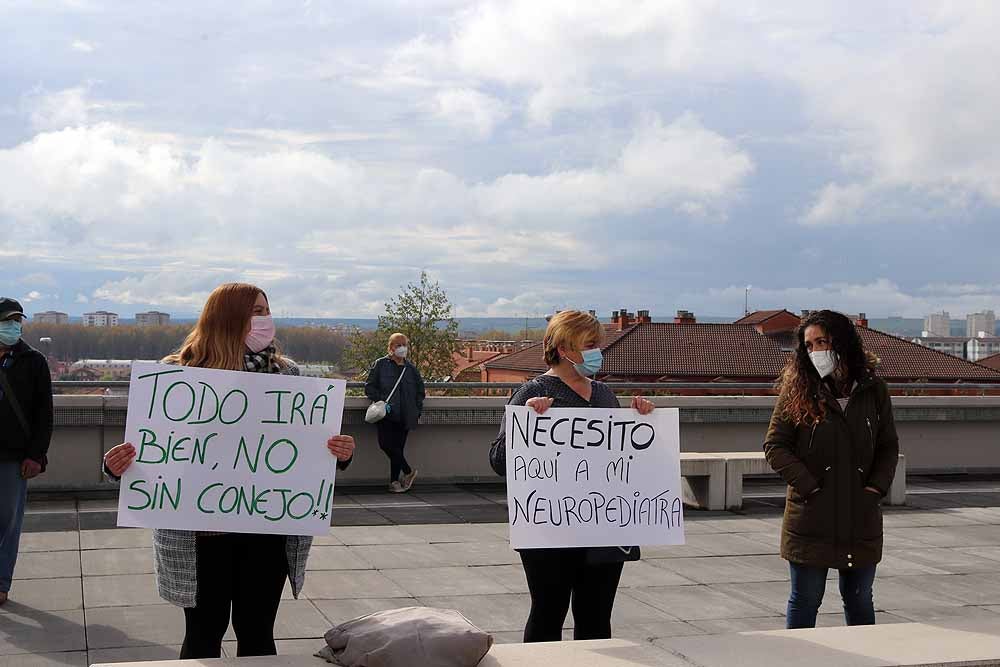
[39,337,54,378]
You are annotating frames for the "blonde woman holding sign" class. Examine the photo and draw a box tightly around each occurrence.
[489,310,654,643]
[102,283,355,659]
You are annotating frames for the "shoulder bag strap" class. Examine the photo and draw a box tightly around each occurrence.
[0,368,32,438]
[384,363,407,402]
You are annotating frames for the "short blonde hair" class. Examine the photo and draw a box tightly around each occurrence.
[543,311,603,366]
[387,332,408,354]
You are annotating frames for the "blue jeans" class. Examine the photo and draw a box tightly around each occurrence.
[787,561,876,629]
[0,461,29,593]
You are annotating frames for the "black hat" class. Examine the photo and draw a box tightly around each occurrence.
[0,297,26,321]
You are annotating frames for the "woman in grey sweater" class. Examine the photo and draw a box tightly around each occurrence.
[490,310,654,643]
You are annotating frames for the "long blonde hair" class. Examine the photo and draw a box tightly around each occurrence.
[164,283,286,370]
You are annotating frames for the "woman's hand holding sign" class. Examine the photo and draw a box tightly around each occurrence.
[526,397,555,414]
[327,435,355,461]
[105,442,136,477]
[631,396,655,415]
[528,396,654,415]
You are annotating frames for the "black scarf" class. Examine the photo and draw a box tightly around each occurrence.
[244,346,280,373]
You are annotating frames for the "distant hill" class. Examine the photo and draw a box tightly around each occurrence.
[60,314,998,338]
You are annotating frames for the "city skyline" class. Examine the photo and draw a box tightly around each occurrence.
[3,2,1000,318]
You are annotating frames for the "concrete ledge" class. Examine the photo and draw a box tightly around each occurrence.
[658,618,1000,666]
[723,452,907,510]
[40,393,1000,491]
[89,639,688,667]
[90,620,1000,666]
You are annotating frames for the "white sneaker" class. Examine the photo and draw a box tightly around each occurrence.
[401,470,418,491]
[389,481,405,493]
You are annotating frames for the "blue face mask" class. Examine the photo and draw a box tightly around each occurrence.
[573,348,603,377]
[0,320,22,346]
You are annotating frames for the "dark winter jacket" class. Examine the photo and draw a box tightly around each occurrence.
[364,357,425,430]
[764,375,899,570]
[0,340,53,470]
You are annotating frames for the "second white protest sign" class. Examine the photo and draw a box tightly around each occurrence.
[504,405,685,550]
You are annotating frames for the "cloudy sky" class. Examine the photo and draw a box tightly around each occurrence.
[2,1,998,319]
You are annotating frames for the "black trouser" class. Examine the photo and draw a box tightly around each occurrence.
[179,533,288,659]
[519,548,624,643]
[376,419,411,483]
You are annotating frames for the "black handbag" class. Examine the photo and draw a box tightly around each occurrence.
[585,546,641,564]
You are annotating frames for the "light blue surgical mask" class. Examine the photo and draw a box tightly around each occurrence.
[573,348,603,377]
[0,320,22,346]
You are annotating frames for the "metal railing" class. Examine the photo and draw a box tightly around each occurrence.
[51,380,1000,392]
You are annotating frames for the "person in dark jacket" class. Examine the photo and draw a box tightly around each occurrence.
[764,309,899,629]
[0,297,53,606]
[365,333,425,493]
[489,310,654,643]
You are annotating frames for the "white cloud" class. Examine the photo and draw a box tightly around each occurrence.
[0,110,750,313]
[224,128,397,147]
[22,86,96,130]
[431,88,510,138]
[802,183,872,226]
[22,290,43,302]
[460,288,575,317]
[775,4,1000,221]
[92,272,222,309]
[20,272,58,288]
[387,0,709,123]
[75,294,90,304]
[20,85,140,131]
[474,113,752,222]
[376,2,1000,218]
[6,1,1000,317]
[682,279,1000,319]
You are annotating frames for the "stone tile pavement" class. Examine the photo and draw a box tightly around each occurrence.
[3,480,1000,665]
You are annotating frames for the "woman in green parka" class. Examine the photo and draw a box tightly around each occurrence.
[764,309,899,629]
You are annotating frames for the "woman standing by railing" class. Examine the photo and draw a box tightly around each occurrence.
[489,310,655,642]
[101,283,355,659]
[764,309,899,629]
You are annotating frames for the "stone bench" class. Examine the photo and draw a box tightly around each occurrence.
[656,618,1000,666]
[679,453,727,511]
[723,451,907,510]
[91,619,1000,666]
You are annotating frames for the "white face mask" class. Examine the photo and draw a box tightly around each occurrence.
[394,345,408,359]
[809,350,838,378]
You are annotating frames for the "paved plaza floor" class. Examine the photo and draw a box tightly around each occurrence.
[4,478,1000,666]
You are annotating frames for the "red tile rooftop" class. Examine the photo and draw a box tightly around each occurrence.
[484,310,1000,384]
[979,352,1000,372]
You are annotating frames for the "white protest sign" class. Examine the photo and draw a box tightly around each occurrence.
[504,406,684,549]
[117,362,346,536]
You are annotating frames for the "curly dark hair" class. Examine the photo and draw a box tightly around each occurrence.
[776,309,876,426]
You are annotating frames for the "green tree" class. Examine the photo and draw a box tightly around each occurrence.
[346,272,461,381]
